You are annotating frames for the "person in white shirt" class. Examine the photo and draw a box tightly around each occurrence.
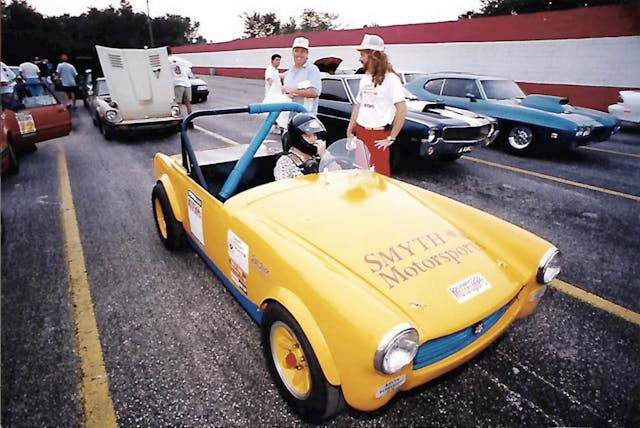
[19,61,42,96]
[346,34,407,176]
[1,62,16,105]
[264,54,282,97]
[1,62,16,93]
[168,50,193,117]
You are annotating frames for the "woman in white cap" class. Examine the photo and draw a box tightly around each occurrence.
[346,34,406,176]
[282,37,322,114]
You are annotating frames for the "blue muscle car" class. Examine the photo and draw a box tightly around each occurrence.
[405,73,621,155]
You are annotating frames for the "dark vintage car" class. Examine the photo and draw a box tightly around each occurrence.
[1,80,71,173]
[405,72,621,155]
[317,75,497,169]
[189,71,210,103]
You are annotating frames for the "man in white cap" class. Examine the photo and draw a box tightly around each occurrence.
[346,34,406,176]
[282,36,322,114]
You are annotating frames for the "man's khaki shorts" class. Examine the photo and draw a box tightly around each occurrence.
[174,85,192,103]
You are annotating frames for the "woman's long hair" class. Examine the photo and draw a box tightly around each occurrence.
[366,50,395,87]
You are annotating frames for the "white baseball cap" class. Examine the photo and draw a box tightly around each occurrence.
[292,37,310,50]
[356,34,385,52]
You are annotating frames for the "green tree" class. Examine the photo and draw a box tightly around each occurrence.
[1,0,203,68]
[241,8,339,38]
[241,12,280,38]
[460,0,635,18]
[298,9,338,32]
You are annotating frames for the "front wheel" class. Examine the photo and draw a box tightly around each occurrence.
[504,124,534,155]
[151,182,185,250]
[99,120,114,140]
[261,302,344,422]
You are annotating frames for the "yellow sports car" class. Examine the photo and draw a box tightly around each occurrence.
[151,104,561,422]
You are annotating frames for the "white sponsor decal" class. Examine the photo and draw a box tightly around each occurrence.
[187,191,204,246]
[228,230,249,293]
[448,273,492,303]
[375,375,406,399]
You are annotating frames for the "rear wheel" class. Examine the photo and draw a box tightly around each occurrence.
[504,124,534,155]
[151,182,185,250]
[261,302,344,422]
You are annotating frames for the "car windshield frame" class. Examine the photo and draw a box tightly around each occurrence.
[480,79,526,100]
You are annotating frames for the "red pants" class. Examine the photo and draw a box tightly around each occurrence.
[355,124,391,176]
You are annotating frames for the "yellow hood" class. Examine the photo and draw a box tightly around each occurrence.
[234,171,521,335]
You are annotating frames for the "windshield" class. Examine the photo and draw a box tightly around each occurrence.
[319,138,371,172]
[481,79,526,100]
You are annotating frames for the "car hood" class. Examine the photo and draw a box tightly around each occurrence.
[233,172,526,330]
[491,96,608,127]
[407,100,492,126]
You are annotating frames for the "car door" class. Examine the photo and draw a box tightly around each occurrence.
[8,82,71,144]
[318,78,355,144]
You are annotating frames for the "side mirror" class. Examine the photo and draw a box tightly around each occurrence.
[465,92,477,102]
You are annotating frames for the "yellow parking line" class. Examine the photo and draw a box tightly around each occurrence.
[57,146,118,428]
[463,156,640,201]
[551,279,640,326]
[580,145,640,159]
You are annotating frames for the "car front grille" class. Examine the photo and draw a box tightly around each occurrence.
[413,303,509,370]
[442,124,491,143]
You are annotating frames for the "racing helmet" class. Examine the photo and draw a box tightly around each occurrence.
[284,113,327,155]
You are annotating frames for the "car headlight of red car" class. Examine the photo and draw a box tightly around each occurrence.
[536,248,561,284]
[374,324,419,375]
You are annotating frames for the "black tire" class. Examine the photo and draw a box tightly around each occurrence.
[99,120,114,140]
[504,124,534,155]
[151,182,185,251]
[261,302,344,422]
[438,153,462,162]
[4,144,19,175]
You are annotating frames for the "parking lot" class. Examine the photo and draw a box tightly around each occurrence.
[2,75,639,427]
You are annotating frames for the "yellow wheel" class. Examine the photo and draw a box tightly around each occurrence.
[261,302,344,422]
[151,183,185,250]
[270,321,312,399]
[154,197,168,240]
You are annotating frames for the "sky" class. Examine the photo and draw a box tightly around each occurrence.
[22,0,485,43]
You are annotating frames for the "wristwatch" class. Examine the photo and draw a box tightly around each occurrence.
[387,136,396,143]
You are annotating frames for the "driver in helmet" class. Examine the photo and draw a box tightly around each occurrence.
[274,113,327,181]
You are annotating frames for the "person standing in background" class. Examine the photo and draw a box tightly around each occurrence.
[282,37,321,114]
[168,49,193,118]
[346,34,406,177]
[19,60,42,96]
[55,54,78,109]
[1,61,16,105]
[264,54,282,97]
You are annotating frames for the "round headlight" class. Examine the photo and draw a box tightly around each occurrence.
[537,248,561,284]
[374,324,419,375]
[104,109,121,123]
[426,128,437,143]
[171,105,181,118]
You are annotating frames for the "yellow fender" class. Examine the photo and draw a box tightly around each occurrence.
[262,289,341,387]
[156,173,184,223]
